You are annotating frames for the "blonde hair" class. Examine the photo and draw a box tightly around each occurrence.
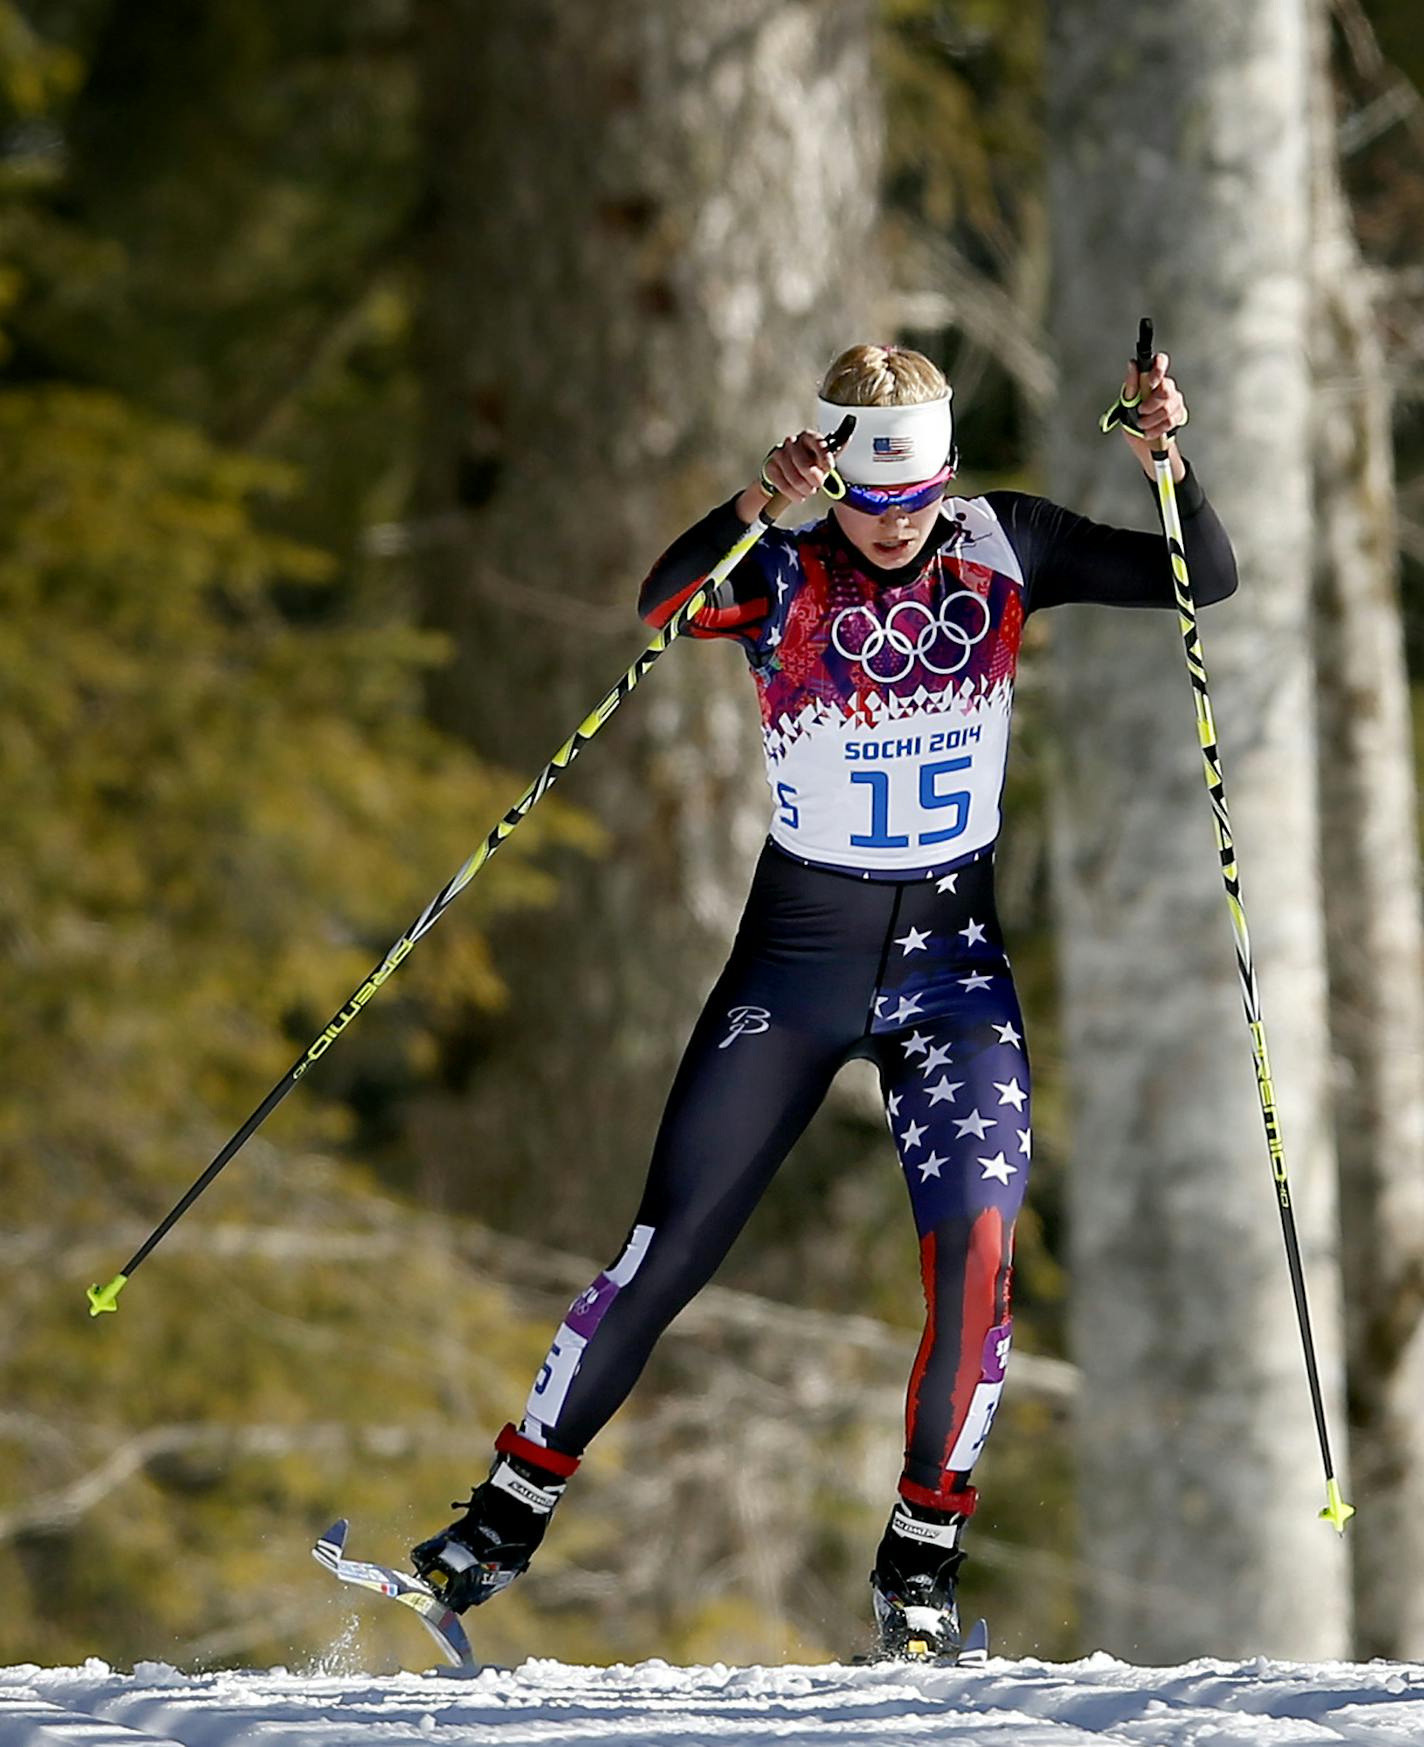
[818,344,948,408]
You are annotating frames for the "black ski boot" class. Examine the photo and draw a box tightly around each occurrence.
[411,1425,576,1612]
[870,1498,969,1660]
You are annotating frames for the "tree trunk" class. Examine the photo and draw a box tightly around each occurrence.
[409,1,880,1250]
[1043,0,1350,1659]
[1308,0,1424,1660]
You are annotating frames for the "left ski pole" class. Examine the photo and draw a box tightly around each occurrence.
[86,417,856,1318]
[1100,320,1353,1534]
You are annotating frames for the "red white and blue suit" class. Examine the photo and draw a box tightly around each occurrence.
[507,472,1237,1519]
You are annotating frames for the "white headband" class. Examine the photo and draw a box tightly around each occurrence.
[814,392,954,485]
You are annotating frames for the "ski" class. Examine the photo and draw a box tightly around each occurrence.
[957,1616,991,1665]
[312,1518,478,1672]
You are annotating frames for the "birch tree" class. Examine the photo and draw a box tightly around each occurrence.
[1308,0,1424,1660]
[409,0,880,1247]
[1043,0,1350,1659]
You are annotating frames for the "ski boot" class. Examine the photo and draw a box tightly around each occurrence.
[411,1424,577,1612]
[870,1497,970,1661]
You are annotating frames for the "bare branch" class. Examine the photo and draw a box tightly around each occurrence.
[361,518,623,634]
[176,1596,327,1668]
[0,1421,450,1546]
[881,220,1056,411]
[1338,79,1423,157]
[1331,0,1387,82]
[32,1208,1081,1404]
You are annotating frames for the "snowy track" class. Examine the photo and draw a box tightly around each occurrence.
[4,1655,1424,1745]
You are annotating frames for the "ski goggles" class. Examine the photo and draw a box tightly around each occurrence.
[833,464,955,516]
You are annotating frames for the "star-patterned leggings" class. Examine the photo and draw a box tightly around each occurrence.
[517,839,1030,1513]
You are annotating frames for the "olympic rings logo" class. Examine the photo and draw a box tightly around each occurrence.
[830,591,990,683]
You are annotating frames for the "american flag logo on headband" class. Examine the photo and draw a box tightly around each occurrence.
[872,435,916,461]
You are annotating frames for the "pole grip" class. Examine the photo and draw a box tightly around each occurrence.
[1136,317,1173,455]
[757,412,857,526]
[1099,325,1156,438]
[1136,316,1155,380]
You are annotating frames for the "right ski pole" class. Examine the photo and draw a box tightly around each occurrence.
[1101,319,1354,1533]
[86,415,856,1318]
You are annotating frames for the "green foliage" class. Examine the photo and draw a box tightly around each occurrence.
[0,371,593,1666]
[2,1168,563,1671]
[6,0,417,428]
[1360,0,1424,89]
[0,0,599,1671]
[0,382,577,1198]
[0,1,82,121]
[879,0,1043,258]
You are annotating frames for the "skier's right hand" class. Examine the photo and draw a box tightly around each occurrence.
[760,431,835,503]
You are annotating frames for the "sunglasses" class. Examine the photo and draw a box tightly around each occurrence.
[828,463,955,516]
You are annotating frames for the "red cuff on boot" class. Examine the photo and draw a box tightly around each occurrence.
[898,1479,979,1516]
[495,1422,581,1479]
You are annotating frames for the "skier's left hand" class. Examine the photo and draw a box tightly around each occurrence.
[1120,352,1188,482]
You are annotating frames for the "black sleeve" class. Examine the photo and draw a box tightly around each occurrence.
[986,463,1239,617]
[637,497,770,646]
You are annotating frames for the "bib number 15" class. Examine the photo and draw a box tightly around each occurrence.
[850,756,972,850]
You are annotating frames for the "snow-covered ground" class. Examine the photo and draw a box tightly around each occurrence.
[3,1654,1424,1746]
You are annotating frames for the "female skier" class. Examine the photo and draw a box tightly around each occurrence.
[413,343,1238,1658]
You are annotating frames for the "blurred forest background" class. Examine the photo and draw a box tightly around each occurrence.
[2,0,1422,1672]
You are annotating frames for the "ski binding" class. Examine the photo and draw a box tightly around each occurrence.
[313,1518,477,1671]
[854,1615,989,1668]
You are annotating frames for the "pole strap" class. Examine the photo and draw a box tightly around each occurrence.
[1099,314,1187,439]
